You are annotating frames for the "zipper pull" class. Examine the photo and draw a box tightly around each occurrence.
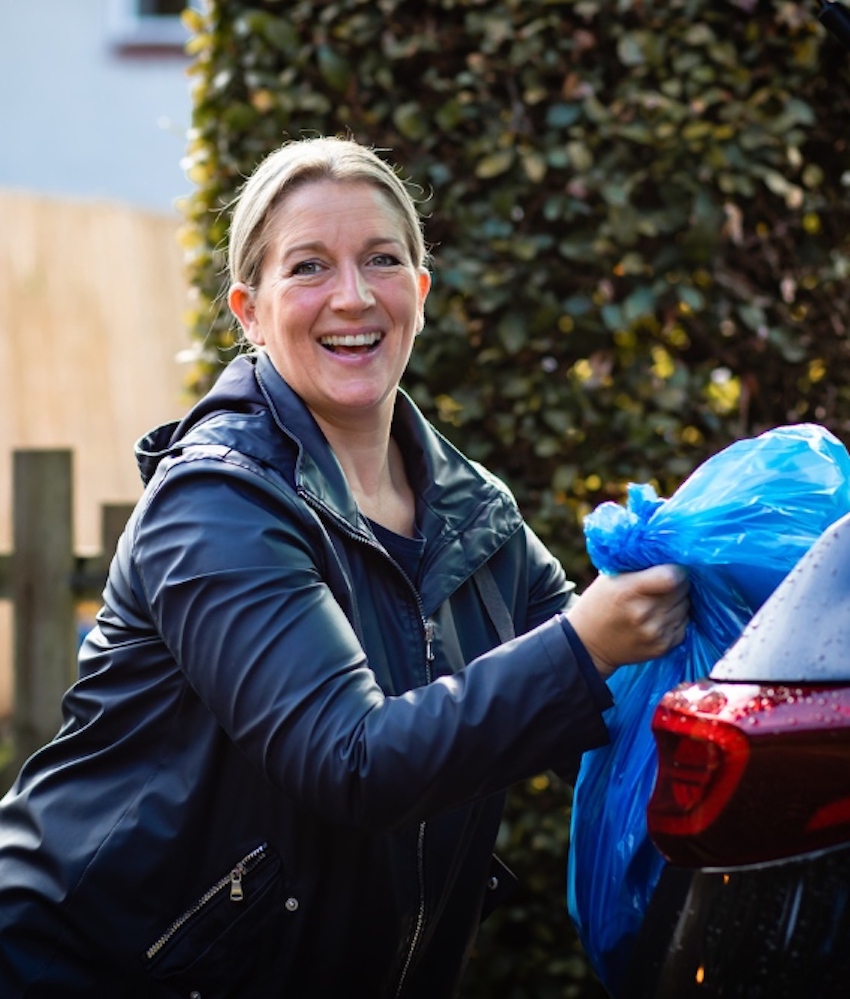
[230,865,244,902]
[424,619,435,665]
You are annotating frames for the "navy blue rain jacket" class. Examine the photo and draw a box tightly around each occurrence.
[0,353,613,997]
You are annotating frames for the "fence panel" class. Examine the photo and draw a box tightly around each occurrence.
[0,449,133,789]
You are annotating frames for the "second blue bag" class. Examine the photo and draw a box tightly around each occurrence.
[566,423,850,996]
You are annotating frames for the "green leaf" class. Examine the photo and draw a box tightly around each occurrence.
[392,101,429,141]
[317,44,351,92]
[475,150,515,179]
[601,303,624,331]
[497,313,529,354]
[545,103,582,128]
[623,286,657,322]
[617,32,647,67]
[678,285,705,311]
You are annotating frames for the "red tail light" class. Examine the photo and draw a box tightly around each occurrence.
[650,712,749,834]
[648,680,850,868]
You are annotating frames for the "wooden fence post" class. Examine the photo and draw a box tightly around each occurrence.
[0,451,134,790]
[11,450,77,768]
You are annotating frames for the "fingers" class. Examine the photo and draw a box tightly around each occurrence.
[627,562,689,596]
[565,564,690,679]
[622,564,690,637]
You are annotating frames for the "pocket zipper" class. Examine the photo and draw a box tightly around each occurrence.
[145,843,269,960]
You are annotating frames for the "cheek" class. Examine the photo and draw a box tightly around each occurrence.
[277,287,325,325]
[390,283,426,325]
[253,289,304,337]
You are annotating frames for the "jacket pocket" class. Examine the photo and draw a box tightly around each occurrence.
[144,842,290,993]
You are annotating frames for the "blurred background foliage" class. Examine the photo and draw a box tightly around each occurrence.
[177,0,850,994]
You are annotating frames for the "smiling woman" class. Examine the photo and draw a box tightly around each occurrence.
[0,135,690,998]
[225,141,432,536]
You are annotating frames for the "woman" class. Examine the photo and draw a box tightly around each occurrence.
[0,136,688,997]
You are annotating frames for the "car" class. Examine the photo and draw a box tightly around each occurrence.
[624,509,850,998]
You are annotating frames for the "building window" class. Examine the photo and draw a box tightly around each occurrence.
[107,0,204,54]
[144,1,187,13]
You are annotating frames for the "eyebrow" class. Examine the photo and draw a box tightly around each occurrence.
[283,236,405,257]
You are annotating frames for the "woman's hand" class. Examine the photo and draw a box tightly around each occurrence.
[566,564,690,679]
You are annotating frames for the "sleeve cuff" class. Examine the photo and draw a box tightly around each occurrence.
[558,614,614,711]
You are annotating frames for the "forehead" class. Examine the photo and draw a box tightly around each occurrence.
[270,179,405,247]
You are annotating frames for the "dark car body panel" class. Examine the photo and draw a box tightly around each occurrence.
[626,844,850,999]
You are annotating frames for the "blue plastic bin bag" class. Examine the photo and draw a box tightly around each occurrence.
[566,423,850,996]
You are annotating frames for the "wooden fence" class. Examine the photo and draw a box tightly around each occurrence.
[0,189,192,774]
[0,449,133,789]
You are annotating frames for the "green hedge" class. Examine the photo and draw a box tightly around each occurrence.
[178,1,850,994]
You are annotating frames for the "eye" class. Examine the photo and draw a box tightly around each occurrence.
[369,252,402,267]
[290,259,324,276]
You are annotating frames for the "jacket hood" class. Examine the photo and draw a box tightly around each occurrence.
[135,355,270,485]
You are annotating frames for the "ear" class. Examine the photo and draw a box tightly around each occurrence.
[415,269,431,333]
[228,282,265,346]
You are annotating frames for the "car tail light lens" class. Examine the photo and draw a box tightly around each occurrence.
[650,711,749,833]
[648,680,850,868]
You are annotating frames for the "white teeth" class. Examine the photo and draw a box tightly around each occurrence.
[320,332,382,347]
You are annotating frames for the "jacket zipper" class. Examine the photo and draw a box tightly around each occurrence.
[423,618,435,677]
[301,494,436,995]
[145,843,269,960]
[395,820,427,997]
[300,493,435,681]
[395,617,434,997]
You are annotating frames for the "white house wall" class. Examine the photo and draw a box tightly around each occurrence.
[0,0,195,215]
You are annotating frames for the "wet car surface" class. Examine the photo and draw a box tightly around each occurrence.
[624,511,850,998]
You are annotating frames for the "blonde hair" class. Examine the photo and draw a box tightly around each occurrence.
[228,136,428,289]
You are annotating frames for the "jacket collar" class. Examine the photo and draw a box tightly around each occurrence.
[253,354,523,573]
[136,352,523,602]
[253,352,362,529]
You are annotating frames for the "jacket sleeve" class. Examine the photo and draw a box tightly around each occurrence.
[485,521,613,781]
[132,456,611,830]
[505,525,612,709]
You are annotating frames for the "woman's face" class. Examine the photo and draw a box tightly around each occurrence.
[229,179,431,433]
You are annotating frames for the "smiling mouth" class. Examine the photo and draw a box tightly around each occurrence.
[319,332,384,354]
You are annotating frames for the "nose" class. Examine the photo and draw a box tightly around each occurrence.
[331,263,375,313]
